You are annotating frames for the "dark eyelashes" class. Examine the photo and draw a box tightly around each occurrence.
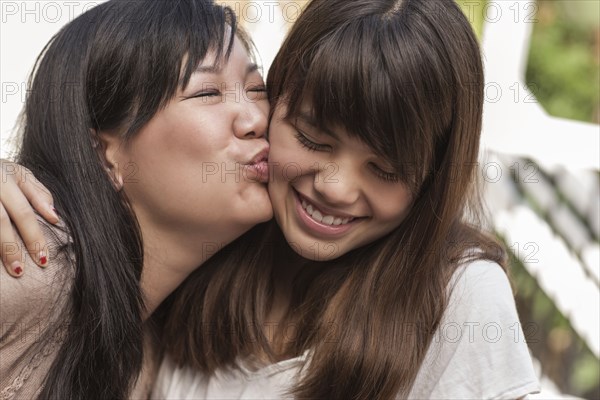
[294,130,401,183]
[247,86,267,92]
[189,90,220,99]
[374,168,401,183]
[368,162,401,182]
[294,131,328,152]
[187,85,267,100]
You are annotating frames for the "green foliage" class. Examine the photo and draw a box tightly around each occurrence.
[572,353,600,395]
[526,1,600,123]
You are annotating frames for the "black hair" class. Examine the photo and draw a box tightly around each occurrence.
[16,0,239,398]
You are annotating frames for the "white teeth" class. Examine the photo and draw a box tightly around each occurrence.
[322,215,334,225]
[312,210,323,222]
[299,195,355,226]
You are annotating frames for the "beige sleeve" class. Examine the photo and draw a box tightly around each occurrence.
[0,215,75,399]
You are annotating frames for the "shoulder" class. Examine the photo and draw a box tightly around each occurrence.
[438,258,526,354]
[446,258,515,317]
[1,214,75,341]
[0,215,75,395]
[407,257,541,399]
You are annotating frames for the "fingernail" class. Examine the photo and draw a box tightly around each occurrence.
[11,261,23,276]
[50,205,59,218]
[39,251,47,266]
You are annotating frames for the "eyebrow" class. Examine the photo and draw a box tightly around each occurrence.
[296,112,340,140]
[195,63,260,76]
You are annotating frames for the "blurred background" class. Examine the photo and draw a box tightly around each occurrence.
[1,1,599,398]
[454,1,600,398]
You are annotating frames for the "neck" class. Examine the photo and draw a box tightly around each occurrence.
[136,213,251,319]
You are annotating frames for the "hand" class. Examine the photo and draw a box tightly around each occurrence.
[1,160,59,277]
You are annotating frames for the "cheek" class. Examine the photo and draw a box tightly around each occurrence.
[372,187,413,226]
[267,120,290,159]
[258,100,270,122]
[162,109,227,158]
[267,125,305,219]
[121,108,234,197]
[269,128,307,181]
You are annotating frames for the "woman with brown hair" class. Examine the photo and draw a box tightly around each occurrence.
[2,0,539,398]
[154,0,540,398]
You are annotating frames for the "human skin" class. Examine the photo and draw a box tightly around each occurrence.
[1,42,414,320]
[1,35,273,317]
[268,102,413,263]
[263,102,414,326]
[106,36,272,313]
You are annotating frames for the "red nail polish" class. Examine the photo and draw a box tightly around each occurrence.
[40,255,47,265]
[11,261,22,276]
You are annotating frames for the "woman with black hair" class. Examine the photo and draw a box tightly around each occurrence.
[3,0,540,399]
[0,0,271,398]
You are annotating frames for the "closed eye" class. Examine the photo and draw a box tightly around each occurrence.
[246,85,267,101]
[294,131,331,152]
[247,85,266,92]
[189,90,220,99]
[369,163,401,183]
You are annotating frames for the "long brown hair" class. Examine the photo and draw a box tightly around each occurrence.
[162,0,508,398]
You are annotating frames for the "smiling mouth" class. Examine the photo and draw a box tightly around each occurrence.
[293,189,365,237]
[300,199,355,226]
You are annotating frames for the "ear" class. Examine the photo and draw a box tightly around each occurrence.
[91,128,124,191]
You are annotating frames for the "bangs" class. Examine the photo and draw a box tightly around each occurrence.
[159,1,239,98]
[278,11,456,194]
[179,5,257,90]
[93,0,246,138]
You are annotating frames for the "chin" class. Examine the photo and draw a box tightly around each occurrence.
[257,197,275,221]
[288,235,348,262]
[248,205,274,226]
[259,208,274,223]
[241,187,274,224]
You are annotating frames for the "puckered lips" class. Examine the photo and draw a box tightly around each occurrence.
[243,146,270,183]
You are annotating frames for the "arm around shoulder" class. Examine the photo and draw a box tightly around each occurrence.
[0,215,75,396]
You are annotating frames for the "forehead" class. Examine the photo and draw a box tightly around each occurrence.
[192,35,256,77]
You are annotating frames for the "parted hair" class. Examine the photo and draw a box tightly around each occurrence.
[163,0,508,399]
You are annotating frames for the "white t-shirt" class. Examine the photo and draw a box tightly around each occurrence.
[152,259,541,399]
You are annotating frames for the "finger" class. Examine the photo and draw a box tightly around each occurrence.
[1,176,49,268]
[0,203,24,277]
[16,165,59,224]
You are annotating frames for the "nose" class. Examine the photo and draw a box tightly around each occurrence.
[233,97,268,140]
[313,163,361,207]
